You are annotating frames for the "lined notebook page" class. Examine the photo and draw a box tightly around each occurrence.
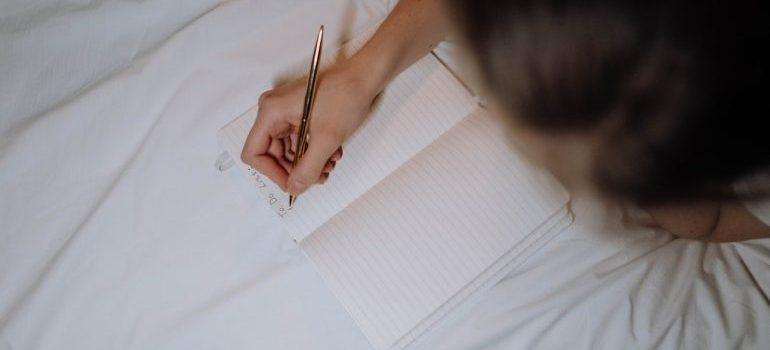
[300,109,570,349]
[219,51,477,242]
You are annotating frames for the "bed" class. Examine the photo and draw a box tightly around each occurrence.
[1,1,768,349]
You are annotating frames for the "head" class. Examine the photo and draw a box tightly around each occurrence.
[444,0,770,206]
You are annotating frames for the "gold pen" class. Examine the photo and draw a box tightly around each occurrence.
[289,25,324,207]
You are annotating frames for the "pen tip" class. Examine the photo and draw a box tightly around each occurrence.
[289,195,295,207]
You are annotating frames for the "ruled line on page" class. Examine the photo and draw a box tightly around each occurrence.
[218,49,478,242]
[300,109,569,349]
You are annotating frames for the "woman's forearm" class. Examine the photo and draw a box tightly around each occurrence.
[347,0,447,95]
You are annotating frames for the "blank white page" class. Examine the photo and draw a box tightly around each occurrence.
[219,51,477,242]
[300,109,570,349]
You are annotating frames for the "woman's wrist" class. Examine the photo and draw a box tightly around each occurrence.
[338,0,447,101]
[339,51,393,100]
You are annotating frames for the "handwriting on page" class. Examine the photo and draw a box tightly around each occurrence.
[245,166,292,217]
[218,25,477,243]
[217,27,379,231]
[217,103,295,219]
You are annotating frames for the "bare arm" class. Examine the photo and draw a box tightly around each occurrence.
[242,0,447,195]
[644,201,770,242]
[350,0,448,95]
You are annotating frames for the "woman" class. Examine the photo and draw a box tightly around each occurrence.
[241,0,770,242]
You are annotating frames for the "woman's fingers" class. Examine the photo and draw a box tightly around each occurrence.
[286,132,340,195]
[241,99,294,190]
[242,62,370,195]
[283,136,295,162]
[268,137,296,172]
[267,136,284,160]
[277,135,338,178]
[322,160,335,173]
[331,147,343,161]
[243,150,289,191]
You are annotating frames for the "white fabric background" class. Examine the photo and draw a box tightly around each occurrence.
[1,1,768,349]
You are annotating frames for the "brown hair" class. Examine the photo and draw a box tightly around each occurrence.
[446,0,770,205]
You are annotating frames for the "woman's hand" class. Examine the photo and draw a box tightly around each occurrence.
[242,0,447,197]
[241,63,378,196]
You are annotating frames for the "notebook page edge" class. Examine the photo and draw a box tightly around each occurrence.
[215,25,383,242]
[396,205,574,349]
[217,27,477,243]
[283,53,477,241]
[299,109,572,349]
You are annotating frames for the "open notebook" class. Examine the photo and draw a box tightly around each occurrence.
[218,32,572,350]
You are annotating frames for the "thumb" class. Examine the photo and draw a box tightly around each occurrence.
[287,133,339,195]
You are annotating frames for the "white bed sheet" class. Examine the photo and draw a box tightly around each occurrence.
[1,1,768,349]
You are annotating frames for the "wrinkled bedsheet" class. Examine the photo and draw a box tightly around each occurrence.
[1,1,768,349]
